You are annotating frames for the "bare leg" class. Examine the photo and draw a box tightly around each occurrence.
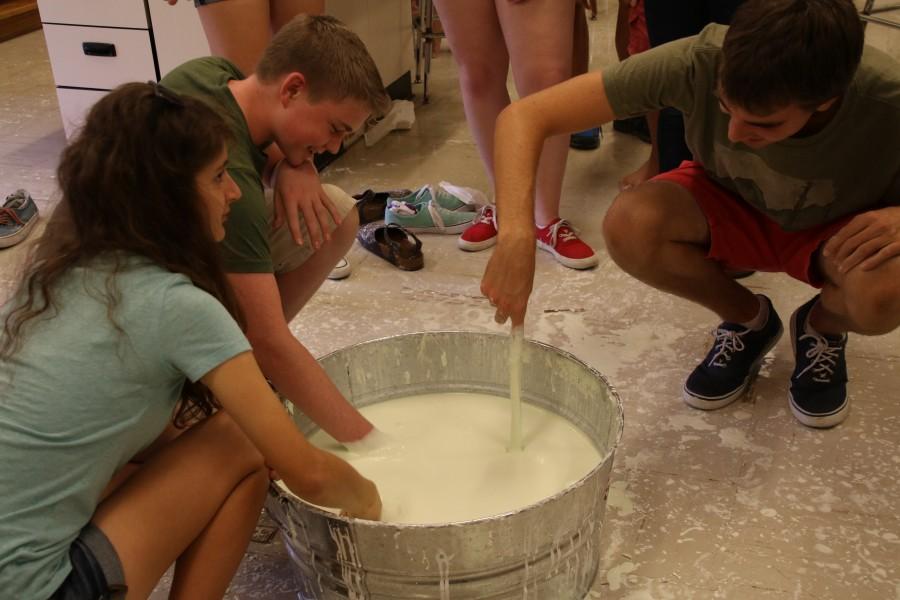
[814,248,900,336]
[573,1,589,77]
[603,181,760,323]
[496,0,576,226]
[92,413,268,599]
[277,203,359,321]
[620,109,660,189]
[433,0,510,186]
[197,0,271,75]
[270,0,325,31]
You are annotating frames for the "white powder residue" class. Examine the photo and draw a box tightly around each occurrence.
[667,413,717,432]
[606,561,637,591]
[607,480,634,516]
[718,427,772,454]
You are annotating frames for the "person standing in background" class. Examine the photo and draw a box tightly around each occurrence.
[642,0,745,176]
[165,0,324,76]
[434,0,599,270]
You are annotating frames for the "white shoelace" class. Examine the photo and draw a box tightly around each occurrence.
[707,328,747,367]
[544,219,578,245]
[795,333,842,383]
[475,205,496,225]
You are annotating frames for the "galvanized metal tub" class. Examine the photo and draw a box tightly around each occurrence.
[267,331,624,600]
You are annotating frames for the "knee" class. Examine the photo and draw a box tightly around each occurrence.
[517,63,572,95]
[321,184,358,224]
[321,183,359,240]
[457,62,508,99]
[602,189,667,269]
[844,278,900,335]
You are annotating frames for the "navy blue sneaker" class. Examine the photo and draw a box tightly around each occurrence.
[683,296,783,409]
[789,296,849,428]
[0,189,39,248]
[569,128,601,150]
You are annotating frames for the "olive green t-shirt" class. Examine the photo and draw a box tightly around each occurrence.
[162,58,274,272]
[603,24,900,231]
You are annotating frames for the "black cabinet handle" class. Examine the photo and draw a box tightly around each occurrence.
[82,42,117,57]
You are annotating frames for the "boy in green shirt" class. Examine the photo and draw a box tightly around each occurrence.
[163,15,391,444]
[482,0,900,428]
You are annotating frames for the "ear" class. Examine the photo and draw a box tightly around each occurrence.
[279,72,308,107]
[815,97,839,113]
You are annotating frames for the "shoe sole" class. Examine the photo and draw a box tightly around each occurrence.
[570,139,600,150]
[458,235,497,252]
[0,213,39,248]
[787,308,849,428]
[682,321,784,410]
[395,222,473,235]
[788,391,849,428]
[536,240,599,270]
[327,268,351,280]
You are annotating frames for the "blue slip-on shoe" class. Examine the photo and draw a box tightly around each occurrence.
[788,295,849,428]
[683,295,783,410]
[0,189,39,248]
[569,128,602,150]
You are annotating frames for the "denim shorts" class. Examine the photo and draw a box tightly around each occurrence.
[50,524,127,600]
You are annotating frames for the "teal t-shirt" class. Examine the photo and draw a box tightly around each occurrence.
[603,24,900,231]
[162,57,275,273]
[0,256,251,600]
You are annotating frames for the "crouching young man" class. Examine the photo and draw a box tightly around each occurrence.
[481,0,900,428]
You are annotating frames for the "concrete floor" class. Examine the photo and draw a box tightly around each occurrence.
[1,5,899,599]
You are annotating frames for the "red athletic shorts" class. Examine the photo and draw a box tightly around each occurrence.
[652,161,852,287]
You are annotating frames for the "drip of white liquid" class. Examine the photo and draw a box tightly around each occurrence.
[287,392,600,524]
[508,326,524,452]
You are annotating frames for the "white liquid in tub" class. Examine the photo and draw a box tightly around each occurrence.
[284,392,600,525]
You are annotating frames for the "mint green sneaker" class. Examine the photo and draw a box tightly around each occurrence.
[392,182,484,213]
[384,199,476,234]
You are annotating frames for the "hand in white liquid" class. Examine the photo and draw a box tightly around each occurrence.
[343,428,406,457]
[341,477,382,521]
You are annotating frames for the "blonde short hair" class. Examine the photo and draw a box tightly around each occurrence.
[257,15,391,117]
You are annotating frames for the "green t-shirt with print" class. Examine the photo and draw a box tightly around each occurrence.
[602,24,900,231]
[162,57,274,272]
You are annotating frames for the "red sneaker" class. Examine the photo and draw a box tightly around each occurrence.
[536,218,598,269]
[458,204,498,251]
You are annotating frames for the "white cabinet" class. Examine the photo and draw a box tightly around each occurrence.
[43,24,156,89]
[38,0,147,29]
[39,0,414,139]
[146,0,209,79]
[37,0,157,138]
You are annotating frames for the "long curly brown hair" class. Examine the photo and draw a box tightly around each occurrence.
[1,82,242,426]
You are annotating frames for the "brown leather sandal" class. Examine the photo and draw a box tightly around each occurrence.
[353,188,413,225]
[356,222,424,271]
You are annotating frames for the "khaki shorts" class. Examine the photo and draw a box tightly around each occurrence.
[269,183,357,274]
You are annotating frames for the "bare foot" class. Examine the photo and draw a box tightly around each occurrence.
[619,157,659,190]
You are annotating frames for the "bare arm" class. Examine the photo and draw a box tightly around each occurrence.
[202,352,381,519]
[482,72,617,325]
[227,272,374,443]
[261,144,342,248]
